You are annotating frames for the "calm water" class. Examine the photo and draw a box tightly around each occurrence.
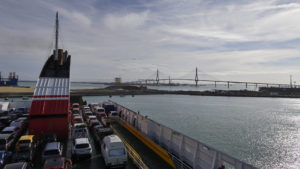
[83,95,300,169]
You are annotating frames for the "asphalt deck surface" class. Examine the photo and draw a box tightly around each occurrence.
[112,123,173,169]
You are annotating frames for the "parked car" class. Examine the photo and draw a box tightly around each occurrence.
[72,103,80,112]
[42,142,63,161]
[72,125,88,141]
[15,107,28,115]
[43,157,72,169]
[95,111,107,122]
[83,106,90,112]
[93,127,113,144]
[0,150,12,168]
[107,111,119,121]
[0,134,16,151]
[11,148,35,162]
[15,135,36,151]
[92,106,104,114]
[1,126,21,137]
[0,123,7,132]
[0,117,12,126]
[101,135,127,168]
[83,111,93,121]
[9,120,24,130]
[88,119,101,129]
[86,115,97,124]
[72,138,92,159]
[73,116,83,124]
[3,162,33,169]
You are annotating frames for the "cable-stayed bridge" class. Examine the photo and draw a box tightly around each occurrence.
[126,68,294,89]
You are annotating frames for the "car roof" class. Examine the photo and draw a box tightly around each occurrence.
[75,138,89,144]
[45,142,60,150]
[74,123,86,127]
[74,116,82,119]
[19,135,34,141]
[104,135,122,143]
[4,162,27,169]
[44,157,65,168]
[2,126,16,131]
[94,124,103,129]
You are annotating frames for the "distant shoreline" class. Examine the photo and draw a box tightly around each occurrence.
[1,86,300,99]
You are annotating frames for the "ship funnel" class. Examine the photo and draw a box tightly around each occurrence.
[54,12,59,61]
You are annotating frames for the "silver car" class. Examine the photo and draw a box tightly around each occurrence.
[72,138,92,159]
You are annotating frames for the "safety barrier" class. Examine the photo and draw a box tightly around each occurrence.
[111,125,149,169]
[111,101,257,169]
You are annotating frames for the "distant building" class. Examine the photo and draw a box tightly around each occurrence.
[115,77,121,84]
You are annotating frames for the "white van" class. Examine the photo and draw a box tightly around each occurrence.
[101,135,127,167]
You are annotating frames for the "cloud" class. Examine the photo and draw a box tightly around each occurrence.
[103,11,149,30]
[1,0,300,83]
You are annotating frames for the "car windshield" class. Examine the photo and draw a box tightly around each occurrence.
[92,121,99,125]
[111,112,118,116]
[44,150,59,155]
[44,158,64,168]
[19,140,30,144]
[76,143,89,149]
[1,131,13,134]
[75,119,83,123]
[109,148,125,157]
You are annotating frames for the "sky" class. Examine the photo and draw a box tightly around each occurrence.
[1,0,300,83]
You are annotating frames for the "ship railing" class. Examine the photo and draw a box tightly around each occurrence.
[169,153,193,169]
[111,125,149,169]
[110,101,257,169]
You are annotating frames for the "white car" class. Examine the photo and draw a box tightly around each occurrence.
[72,138,92,159]
[101,135,127,167]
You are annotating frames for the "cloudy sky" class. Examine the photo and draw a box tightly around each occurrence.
[1,0,300,83]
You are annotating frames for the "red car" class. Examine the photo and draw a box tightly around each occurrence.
[72,103,80,112]
[43,157,72,169]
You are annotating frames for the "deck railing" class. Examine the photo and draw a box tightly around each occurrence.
[111,101,257,169]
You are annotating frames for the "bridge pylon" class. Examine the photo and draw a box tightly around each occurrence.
[156,69,159,85]
[195,67,199,86]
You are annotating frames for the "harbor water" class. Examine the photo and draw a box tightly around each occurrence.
[83,95,300,169]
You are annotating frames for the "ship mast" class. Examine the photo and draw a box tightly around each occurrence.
[54,12,59,60]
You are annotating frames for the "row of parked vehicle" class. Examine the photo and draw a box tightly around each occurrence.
[71,102,128,168]
[0,108,71,169]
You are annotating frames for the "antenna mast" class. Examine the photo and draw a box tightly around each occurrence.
[55,12,59,60]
